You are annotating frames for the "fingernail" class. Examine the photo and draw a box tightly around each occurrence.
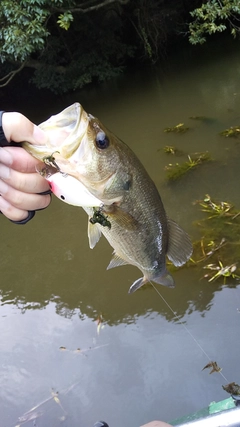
[0,179,8,194]
[0,164,10,179]
[0,147,13,166]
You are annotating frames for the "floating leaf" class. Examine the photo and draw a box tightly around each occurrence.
[202,361,222,374]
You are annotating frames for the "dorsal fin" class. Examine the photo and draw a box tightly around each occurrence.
[88,221,102,249]
[107,252,129,270]
[167,218,192,267]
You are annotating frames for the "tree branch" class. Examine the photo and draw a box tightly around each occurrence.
[0,62,26,87]
[53,0,129,14]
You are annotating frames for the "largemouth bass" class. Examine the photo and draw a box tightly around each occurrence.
[23,103,192,293]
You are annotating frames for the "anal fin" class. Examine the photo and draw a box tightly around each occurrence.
[128,271,175,294]
[107,252,129,270]
[128,277,146,294]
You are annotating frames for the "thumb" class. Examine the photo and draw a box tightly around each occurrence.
[32,124,48,146]
[2,112,48,146]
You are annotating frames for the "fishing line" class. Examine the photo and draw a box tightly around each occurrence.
[150,281,229,383]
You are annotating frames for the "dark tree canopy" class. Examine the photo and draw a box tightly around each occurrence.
[0,0,240,94]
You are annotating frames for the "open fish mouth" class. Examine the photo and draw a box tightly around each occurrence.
[23,103,89,161]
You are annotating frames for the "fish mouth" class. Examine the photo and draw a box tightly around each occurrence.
[23,103,89,161]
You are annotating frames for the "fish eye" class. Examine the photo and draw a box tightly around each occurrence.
[95,132,109,149]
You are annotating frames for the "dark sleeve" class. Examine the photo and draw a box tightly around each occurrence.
[0,111,8,146]
[0,111,19,147]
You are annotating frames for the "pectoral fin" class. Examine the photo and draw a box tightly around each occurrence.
[167,218,193,267]
[88,221,102,249]
[105,205,138,231]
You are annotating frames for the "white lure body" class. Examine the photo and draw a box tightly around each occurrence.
[46,172,103,207]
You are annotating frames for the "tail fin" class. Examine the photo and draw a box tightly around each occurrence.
[153,271,175,288]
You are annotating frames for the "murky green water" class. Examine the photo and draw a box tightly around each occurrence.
[1,39,240,427]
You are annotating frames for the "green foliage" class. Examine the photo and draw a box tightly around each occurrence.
[57,11,73,30]
[0,0,49,62]
[3,0,239,93]
[189,0,240,44]
[0,0,135,93]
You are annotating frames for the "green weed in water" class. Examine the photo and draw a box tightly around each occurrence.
[190,195,240,284]
[165,152,211,181]
[163,145,184,156]
[164,123,189,133]
[220,126,240,138]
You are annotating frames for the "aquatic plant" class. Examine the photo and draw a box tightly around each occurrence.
[190,195,240,284]
[165,152,211,181]
[164,123,189,133]
[203,261,239,283]
[220,126,240,138]
[194,194,237,219]
[163,145,184,156]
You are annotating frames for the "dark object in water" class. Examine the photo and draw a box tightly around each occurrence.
[223,382,240,396]
[93,422,109,427]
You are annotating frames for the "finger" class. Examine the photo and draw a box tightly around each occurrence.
[0,180,51,211]
[2,112,47,145]
[0,146,44,173]
[0,196,29,222]
[0,163,50,193]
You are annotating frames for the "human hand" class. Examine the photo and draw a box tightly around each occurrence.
[0,112,51,223]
